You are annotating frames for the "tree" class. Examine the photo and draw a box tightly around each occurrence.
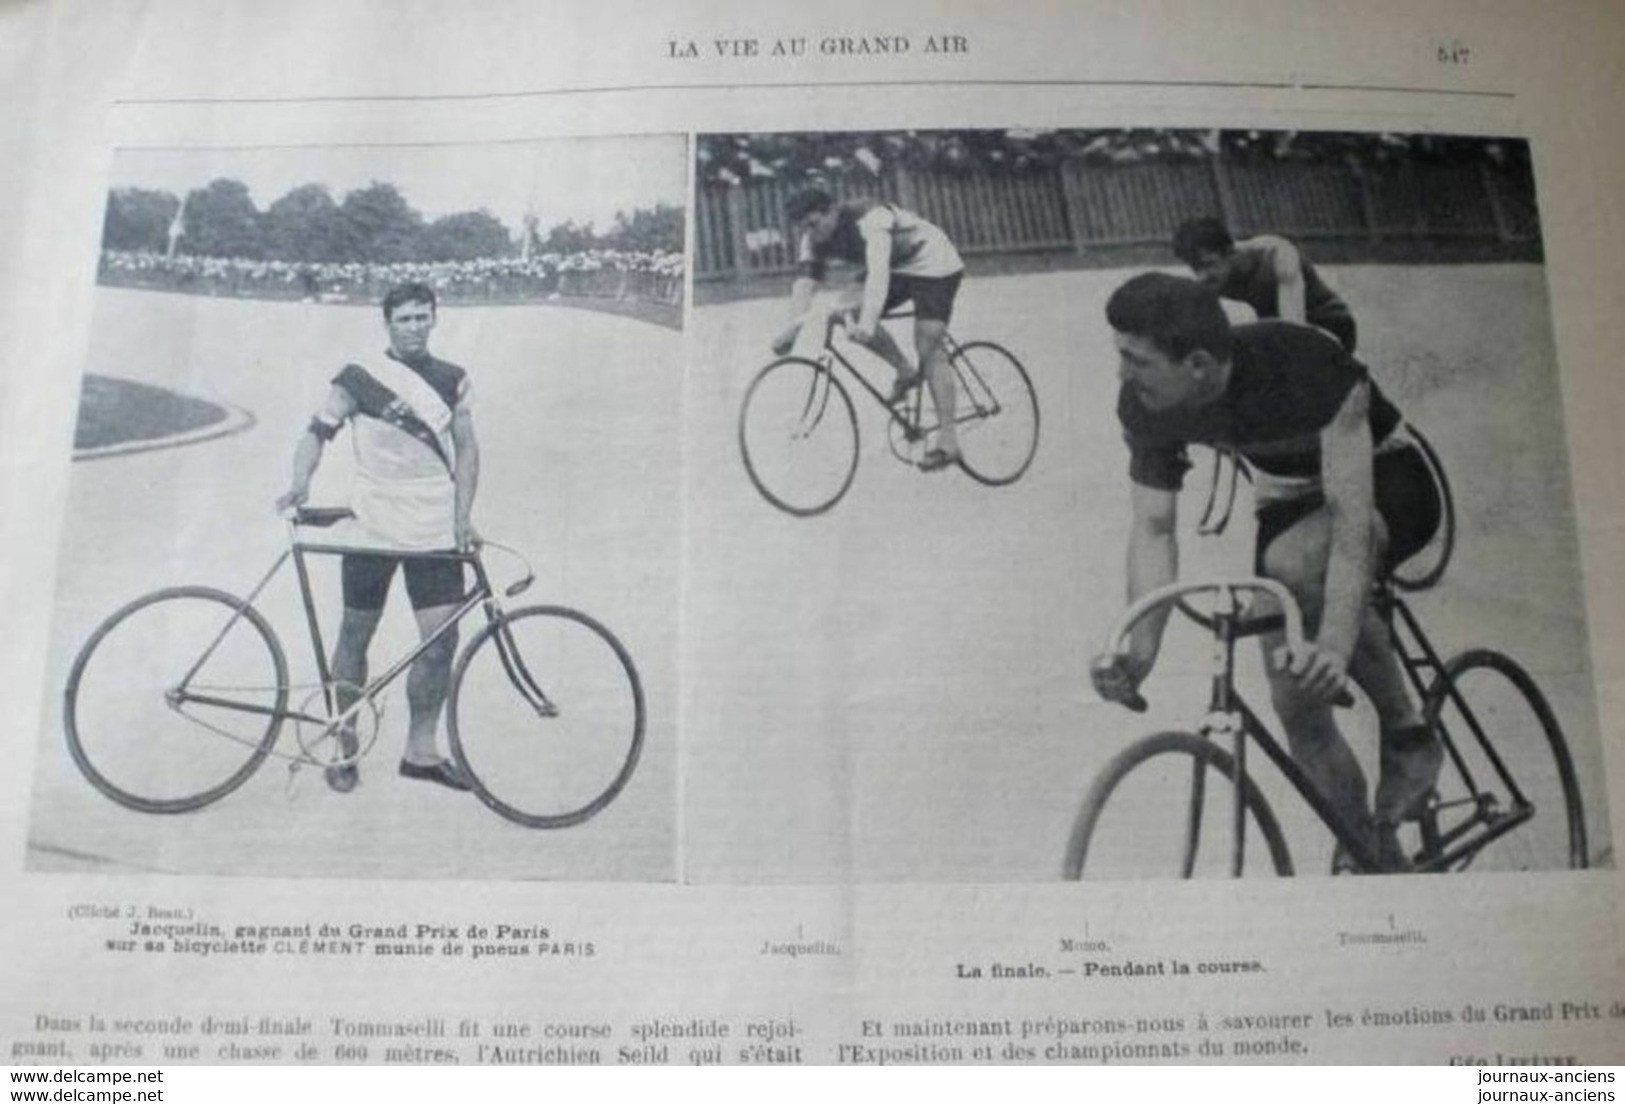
[421,209,514,261]
[337,182,423,262]
[179,178,265,258]
[541,219,596,254]
[101,187,180,252]
[263,183,342,262]
[605,203,684,253]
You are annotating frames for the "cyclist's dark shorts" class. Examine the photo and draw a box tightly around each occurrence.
[881,270,963,323]
[1253,442,1442,576]
[1315,313,1358,354]
[342,552,465,612]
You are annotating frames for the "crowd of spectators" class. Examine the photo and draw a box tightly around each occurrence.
[98,248,684,307]
[697,129,1530,187]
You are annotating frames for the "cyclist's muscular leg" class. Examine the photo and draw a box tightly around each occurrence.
[1260,509,1379,852]
[856,323,915,382]
[405,601,459,766]
[332,607,383,725]
[915,317,958,457]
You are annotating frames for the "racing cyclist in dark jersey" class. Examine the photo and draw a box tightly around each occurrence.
[771,186,966,471]
[1090,273,1443,872]
[1173,216,1358,352]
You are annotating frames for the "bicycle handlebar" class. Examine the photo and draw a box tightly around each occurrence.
[1099,578,1353,711]
[1105,578,1308,656]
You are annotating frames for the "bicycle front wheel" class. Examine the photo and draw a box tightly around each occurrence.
[949,340,1039,486]
[1063,731,1294,879]
[64,587,288,813]
[448,605,645,828]
[738,356,859,517]
[1421,649,1586,871]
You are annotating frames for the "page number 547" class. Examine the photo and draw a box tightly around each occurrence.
[1435,37,1471,64]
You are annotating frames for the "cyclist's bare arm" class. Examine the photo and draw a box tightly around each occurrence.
[852,210,897,340]
[1125,481,1180,668]
[770,275,820,355]
[1291,381,1376,699]
[451,404,480,550]
[1093,481,1180,703]
[277,385,355,511]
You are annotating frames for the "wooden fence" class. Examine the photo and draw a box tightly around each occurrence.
[695,156,1540,284]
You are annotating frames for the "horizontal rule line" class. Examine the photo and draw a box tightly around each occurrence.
[114,76,1516,106]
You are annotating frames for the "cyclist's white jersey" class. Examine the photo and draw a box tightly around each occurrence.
[798,201,963,280]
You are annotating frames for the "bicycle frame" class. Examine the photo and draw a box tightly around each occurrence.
[812,310,999,445]
[1376,589,1546,871]
[167,515,551,764]
[1109,578,1537,875]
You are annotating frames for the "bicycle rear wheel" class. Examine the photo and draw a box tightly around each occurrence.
[738,356,859,517]
[1390,422,1456,592]
[64,587,288,813]
[448,605,644,828]
[1064,731,1294,879]
[949,340,1039,486]
[1419,649,1586,871]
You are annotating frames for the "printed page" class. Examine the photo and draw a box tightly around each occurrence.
[1,0,1623,1068]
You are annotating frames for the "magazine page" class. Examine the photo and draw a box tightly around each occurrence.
[1,0,1623,1068]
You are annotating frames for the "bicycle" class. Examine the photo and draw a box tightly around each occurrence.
[737,308,1040,516]
[64,507,645,829]
[1063,574,1586,877]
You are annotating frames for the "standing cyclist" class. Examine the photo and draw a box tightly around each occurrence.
[1091,273,1443,871]
[276,281,479,793]
[772,186,967,471]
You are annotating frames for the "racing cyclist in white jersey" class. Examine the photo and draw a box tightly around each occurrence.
[771,186,967,471]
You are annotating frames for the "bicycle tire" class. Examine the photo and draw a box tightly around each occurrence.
[738,356,860,517]
[448,605,644,829]
[948,340,1039,486]
[64,586,288,813]
[1420,649,1586,871]
[1063,730,1294,879]
[1390,422,1457,592]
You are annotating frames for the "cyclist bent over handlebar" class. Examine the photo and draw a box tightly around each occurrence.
[1090,273,1443,872]
[771,186,966,472]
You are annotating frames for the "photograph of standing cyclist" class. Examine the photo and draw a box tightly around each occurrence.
[772,185,968,472]
[275,281,481,795]
[29,133,687,881]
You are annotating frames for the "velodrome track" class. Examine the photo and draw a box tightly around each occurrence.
[681,264,1608,882]
[26,266,1608,884]
[28,289,681,881]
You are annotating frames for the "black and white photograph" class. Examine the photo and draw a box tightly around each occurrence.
[684,127,1610,883]
[26,133,687,881]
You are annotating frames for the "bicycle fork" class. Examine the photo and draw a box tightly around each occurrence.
[1196,589,1247,877]
[468,559,558,722]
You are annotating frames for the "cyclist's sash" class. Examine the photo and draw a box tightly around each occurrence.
[337,358,459,551]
